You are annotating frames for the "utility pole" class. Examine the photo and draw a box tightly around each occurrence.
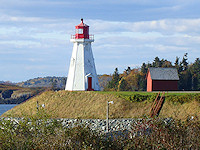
[106,101,113,132]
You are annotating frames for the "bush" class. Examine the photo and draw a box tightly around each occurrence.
[117,93,157,103]
[165,94,199,104]
[128,117,200,149]
[0,116,199,149]
[117,92,200,104]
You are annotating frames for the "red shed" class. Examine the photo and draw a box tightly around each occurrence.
[147,67,179,92]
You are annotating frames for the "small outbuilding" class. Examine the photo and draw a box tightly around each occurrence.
[147,67,179,92]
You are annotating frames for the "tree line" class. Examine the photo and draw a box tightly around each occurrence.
[105,53,200,91]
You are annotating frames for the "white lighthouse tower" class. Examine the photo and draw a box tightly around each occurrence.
[65,19,100,91]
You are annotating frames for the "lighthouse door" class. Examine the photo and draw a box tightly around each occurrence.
[87,77,94,91]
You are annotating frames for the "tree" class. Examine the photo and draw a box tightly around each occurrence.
[124,66,131,75]
[161,59,172,67]
[179,70,192,91]
[190,58,200,90]
[51,79,58,90]
[153,57,161,67]
[107,68,120,91]
[61,78,67,90]
[141,63,148,74]
[118,78,128,91]
[181,53,188,71]
[174,56,182,73]
[174,53,193,91]
[137,72,146,91]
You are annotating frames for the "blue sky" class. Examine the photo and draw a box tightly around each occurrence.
[0,0,200,82]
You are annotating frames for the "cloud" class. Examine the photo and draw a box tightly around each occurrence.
[129,19,200,34]
[0,12,200,81]
[88,18,200,35]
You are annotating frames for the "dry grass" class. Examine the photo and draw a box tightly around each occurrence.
[2,90,200,120]
[160,100,200,120]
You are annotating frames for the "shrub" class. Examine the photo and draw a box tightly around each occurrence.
[0,115,199,149]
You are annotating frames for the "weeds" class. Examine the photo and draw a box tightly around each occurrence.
[0,112,199,149]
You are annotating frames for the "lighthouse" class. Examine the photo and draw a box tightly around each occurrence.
[65,19,100,91]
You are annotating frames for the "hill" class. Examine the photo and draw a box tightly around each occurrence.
[0,84,46,104]
[16,76,66,89]
[2,91,200,120]
[16,75,112,90]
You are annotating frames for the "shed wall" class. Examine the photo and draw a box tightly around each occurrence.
[147,71,152,92]
[152,80,178,91]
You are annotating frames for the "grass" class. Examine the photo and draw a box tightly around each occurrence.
[2,90,200,120]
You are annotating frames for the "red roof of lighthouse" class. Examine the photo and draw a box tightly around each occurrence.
[75,18,89,27]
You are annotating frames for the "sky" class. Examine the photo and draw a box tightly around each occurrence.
[0,0,200,82]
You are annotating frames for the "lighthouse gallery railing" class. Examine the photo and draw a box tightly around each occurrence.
[71,35,94,40]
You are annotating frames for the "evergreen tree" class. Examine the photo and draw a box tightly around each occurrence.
[190,58,200,90]
[179,70,192,91]
[153,57,161,67]
[181,53,188,71]
[107,68,120,91]
[141,63,148,74]
[174,56,182,73]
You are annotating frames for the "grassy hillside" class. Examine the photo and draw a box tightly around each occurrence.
[2,91,200,120]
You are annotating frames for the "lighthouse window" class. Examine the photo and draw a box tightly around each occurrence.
[76,28,83,34]
[78,29,83,34]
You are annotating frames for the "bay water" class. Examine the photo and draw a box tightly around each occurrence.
[0,104,18,116]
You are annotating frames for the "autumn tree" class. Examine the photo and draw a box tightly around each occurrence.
[118,78,129,91]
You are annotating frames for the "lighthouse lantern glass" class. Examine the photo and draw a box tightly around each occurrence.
[76,28,83,34]
[78,29,83,34]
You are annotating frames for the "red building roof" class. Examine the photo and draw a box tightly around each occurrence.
[148,67,179,80]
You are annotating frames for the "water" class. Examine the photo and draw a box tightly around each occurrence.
[0,104,18,116]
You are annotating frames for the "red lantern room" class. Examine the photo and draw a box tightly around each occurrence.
[75,18,89,39]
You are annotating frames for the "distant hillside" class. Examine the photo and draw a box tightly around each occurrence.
[3,91,200,120]
[16,75,112,90]
[16,77,66,89]
[0,81,13,85]
[0,84,46,104]
[98,74,112,90]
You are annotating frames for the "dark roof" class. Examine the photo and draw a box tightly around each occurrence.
[76,19,89,27]
[76,22,89,27]
[148,67,179,80]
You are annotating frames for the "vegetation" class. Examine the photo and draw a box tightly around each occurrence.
[98,74,112,90]
[0,112,199,149]
[0,84,46,104]
[16,75,112,91]
[105,53,200,91]
[2,91,200,120]
[16,76,67,90]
